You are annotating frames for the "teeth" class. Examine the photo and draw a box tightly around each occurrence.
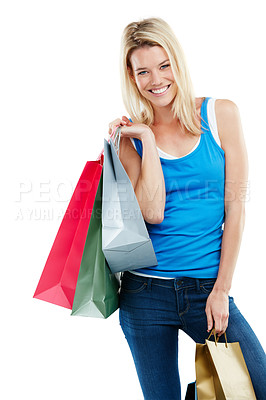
[151,85,169,94]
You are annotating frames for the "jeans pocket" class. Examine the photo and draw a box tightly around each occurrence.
[200,280,216,294]
[121,275,148,294]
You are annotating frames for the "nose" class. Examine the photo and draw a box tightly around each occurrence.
[150,70,162,86]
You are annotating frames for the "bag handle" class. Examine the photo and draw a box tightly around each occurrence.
[112,125,122,157]
[207,328,228,348]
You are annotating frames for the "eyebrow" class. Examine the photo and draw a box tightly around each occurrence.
[134,59,170,72]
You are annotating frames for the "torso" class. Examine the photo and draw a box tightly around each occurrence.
[150,97,205,158]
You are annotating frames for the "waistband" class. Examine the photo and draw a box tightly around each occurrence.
[121,270,217,290]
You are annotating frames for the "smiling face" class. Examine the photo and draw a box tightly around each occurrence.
[128,45,178,109]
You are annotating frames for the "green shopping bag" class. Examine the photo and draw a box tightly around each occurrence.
[71,171,120,318]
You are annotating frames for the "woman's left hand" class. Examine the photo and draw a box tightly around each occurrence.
[205,289,229,337]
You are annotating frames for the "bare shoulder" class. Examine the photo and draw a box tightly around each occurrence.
[214,99,242,149]
[215,98,239,116]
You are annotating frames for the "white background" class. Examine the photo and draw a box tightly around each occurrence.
[1,1,265,399]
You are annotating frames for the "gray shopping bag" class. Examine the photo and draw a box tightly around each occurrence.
[102,126,158,274]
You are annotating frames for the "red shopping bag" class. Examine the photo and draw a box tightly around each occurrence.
[33,160,103,309]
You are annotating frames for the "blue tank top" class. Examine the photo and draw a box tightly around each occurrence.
[130,97,225,279]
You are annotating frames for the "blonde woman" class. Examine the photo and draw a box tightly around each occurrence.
[108,17,266,400]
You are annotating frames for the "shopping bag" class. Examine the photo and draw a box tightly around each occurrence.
[195,329,256,399]
[102,126,158,273]
[33,161,102,309]
[96,125,118,164]
[185,381,197,400]
[71,171,120,318]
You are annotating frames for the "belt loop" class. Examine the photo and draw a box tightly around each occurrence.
[195,278,200,293]
[146,277,152,292]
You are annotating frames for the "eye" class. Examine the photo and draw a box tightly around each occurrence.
[138,71,147,76]
[137,64,170,76]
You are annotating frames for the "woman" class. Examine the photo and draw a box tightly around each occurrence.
[108,17,266,399]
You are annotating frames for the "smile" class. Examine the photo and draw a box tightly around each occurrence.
[148,84,171,96]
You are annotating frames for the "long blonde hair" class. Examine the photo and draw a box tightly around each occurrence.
[120,17,204,136]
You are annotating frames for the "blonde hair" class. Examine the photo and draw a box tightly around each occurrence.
[120,17,205,136]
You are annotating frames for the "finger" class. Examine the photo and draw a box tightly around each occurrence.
[217,326,227,337]
[122,116,132,124]
[218,317,229,337]
[205,306,213,332]
[108,119,121,129]
[110,123,124,136]
[114,120,128,128]
[108,119,127,133]
[214,316,223,335]
[122,115,133,126]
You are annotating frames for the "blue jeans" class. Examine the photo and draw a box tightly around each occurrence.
[119,271,266,400]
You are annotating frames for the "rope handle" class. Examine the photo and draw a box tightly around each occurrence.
[111,125,122,157]
[207,328,228,348]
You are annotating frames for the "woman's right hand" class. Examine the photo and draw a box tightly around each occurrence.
[108,116,152,141]
[108,116,133,136]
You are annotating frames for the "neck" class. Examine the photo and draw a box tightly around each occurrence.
[151,103,177,127]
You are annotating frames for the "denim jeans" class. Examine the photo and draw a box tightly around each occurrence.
[119,271,266,400]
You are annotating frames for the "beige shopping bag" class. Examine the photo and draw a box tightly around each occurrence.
[195,329,256,400]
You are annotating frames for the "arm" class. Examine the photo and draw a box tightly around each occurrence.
[205,99,249,335]
[119,126,166,224]
[135,130,166,224]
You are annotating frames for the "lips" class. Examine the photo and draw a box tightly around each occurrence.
[148,84,171,93]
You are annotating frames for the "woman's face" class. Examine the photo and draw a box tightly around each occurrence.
[128,45,178,108]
